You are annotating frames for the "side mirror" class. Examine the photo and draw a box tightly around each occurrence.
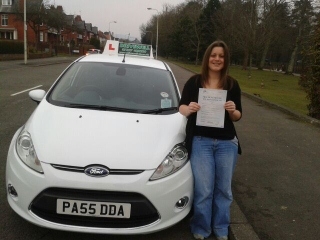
[29,89,46,104]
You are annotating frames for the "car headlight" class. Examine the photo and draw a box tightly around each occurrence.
[16,130,43,173]
[150,143,188,181]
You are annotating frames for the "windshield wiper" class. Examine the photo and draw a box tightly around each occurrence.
[67,104,138,113]
[140,107,178,114]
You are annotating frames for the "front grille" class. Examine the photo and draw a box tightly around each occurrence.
[30,188,159,228]
[51,164,144,175]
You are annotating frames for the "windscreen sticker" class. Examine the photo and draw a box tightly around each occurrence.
[161,98,172,108]
[160,92,169,98]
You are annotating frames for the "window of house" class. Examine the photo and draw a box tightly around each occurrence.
[0,31,13,39]
[40,31,43,42]
[2,0,12,5]
[1,15,8,26]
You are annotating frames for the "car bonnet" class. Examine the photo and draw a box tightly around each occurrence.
[25,101,186,170]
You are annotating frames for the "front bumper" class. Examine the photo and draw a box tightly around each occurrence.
[6,131,193,234]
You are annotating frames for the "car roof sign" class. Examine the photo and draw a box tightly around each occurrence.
[104,40,119,55]
[103,40,153,58]
[118,42,152,57]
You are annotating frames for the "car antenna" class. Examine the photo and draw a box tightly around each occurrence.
[122,53,126,63]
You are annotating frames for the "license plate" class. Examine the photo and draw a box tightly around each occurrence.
[56,199,131,218]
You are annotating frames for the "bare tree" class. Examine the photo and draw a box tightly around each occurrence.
[257,0,289,70]
[287,0,315,74]
[140,0,318,75]
[142,1,204,63]
[180,1,204,65]
[13,0,47,50]
[214,0,261,75]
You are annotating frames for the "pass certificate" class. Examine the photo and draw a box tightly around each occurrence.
[196,88,227,128]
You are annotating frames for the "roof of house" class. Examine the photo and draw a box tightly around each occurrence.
[0,2,15,13]
[85,23,92,31]
[92,26,98,34]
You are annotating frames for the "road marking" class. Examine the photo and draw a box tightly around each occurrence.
[11,85,43,96]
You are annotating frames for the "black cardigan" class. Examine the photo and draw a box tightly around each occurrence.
[179,74,242,155]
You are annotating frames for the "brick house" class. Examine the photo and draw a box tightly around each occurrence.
[1,0,102,47]
[0,0,35,41]
[0,0,57,46]
[98,30,109,49]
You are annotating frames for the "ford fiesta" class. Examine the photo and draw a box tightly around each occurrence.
[6,41,193,234]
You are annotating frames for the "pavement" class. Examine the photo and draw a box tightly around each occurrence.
[3,56,320,240]
[0,55,80,71]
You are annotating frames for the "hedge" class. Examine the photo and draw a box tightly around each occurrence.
[0,40,24,54]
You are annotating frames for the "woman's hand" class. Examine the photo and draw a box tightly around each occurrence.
[225,101,241,121]
[188,102,201,114]
[179,102,201,117]
[225,101,236,114]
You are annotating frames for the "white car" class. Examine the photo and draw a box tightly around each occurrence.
[6,41,193,234]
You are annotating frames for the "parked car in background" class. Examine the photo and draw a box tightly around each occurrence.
[6,40,193,235]
[86,48,101,55]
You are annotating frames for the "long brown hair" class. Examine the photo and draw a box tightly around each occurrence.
[200,40,232,90]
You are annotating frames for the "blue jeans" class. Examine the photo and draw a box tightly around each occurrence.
[190,136,238,238]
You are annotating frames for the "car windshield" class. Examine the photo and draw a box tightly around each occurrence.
[48,62,180,113]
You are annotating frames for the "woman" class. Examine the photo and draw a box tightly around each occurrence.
[179,40,242,240]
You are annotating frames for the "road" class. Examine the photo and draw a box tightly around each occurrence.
[232,96,320,240]
[1,58,320,240]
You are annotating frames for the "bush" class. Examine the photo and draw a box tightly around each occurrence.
[299,22,320,120]
[0,40,24,54]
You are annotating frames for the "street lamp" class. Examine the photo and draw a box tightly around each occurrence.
[147,8,158,59]
[109,21,117,40]
[24,0,27,64]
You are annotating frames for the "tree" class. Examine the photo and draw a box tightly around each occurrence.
[163,3,188,59]
[287,0,315,74]
[171,14,194,59]
[198,0,221,57]
[140,0,318,77]
[13,0,47,50]
[89,37,100,49]
[170,1,204,64]
[213,0,260,73]
[45,5,67,35]
[143,3,180,59]
[158,4,182,59]
[13,0,67,51]
[299,17,320,119]
[257,0,290,70]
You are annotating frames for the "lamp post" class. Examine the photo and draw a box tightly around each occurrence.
[147,8,158,59]
[109,21,116,40]
[24,0,27,64]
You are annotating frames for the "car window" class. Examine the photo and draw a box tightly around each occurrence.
[48,62,179,112]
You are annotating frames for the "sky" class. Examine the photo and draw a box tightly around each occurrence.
[49,0,186,40]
